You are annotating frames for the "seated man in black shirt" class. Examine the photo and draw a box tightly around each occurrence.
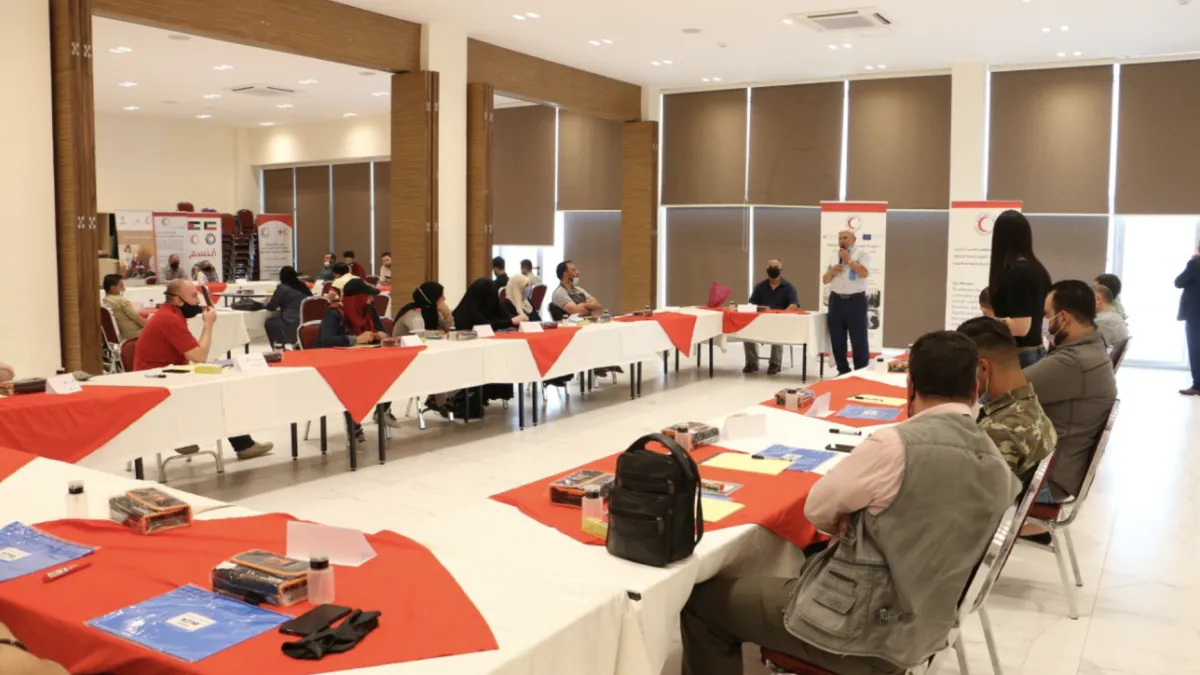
[743,258,799,375]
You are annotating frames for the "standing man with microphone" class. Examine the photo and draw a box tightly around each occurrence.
[823,229,871,375]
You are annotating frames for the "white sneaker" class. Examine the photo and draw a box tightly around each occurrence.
[236,442,274,460]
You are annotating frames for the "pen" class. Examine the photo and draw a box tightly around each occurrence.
[829,428,863,436]
[44,562,91,583]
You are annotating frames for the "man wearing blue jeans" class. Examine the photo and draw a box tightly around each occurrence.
[822,230,871,375]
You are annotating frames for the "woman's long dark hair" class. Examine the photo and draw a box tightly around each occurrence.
[988,210,1052,296]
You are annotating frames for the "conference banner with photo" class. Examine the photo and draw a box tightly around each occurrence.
[255,214,294,281]
[820,201,887,349]
[152,212,224,281]
[113,210,155,281]
[944,201,1023,330]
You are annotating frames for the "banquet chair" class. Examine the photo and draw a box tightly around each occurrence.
[300,297,329,326]
[1017,401,1120,620]
[198,284,215,308]
[176,201,194,212]
[100,307,123,373]
[529,284,547,312]
[372,294,390,319]
[763,455,1052,675]
[1108,337,1130,372]
[499,287,507,302]
[365,275,380,286]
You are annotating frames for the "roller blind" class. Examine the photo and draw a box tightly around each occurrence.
[294,166,332,279]
[751,207,821,309]
[1116,59,1200,214]
[847,76,952,209]
[563,211,622,312]
[1028,214,1109,283]
[332,163,372,275]
[988,66,1113,214]
[661,90,748,205]
[748,83,843,206]
[882,211,949,346]
[492,105,556,246]
[665,207,749,307]
[372,161,391,273]
[558,111,622,211]
[262,168,294,218]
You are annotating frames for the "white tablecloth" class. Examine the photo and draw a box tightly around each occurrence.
[193,309,251,358]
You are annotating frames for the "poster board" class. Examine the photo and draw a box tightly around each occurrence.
[820,202,887,349]
[152,213,223,282]
[255,214,294,281]
[113,210,155,280]
[945,201,1023,329]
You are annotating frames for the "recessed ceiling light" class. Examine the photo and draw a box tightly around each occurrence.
[865,65,875,70]
[589,40,601,46]
[196,114,211,119]
[681,28,702,34]
[1060,25,1069,31]
[342,113,357,118]
[162,100,177,105]
[298,79,318,85]
[276,103,294,109]
[117,81,137,87]
[842,43,853,48]
[1057,51,1067,57]
[712,77,722,82]
[359,71,377,77]
[1041,27,1051,33]
[701,78,711,82]
[1073,51,1082,56]
[525,12,539,18]
[371,91,389,97]
[877,64,887,70]
[602,39,613,44]
[259,122,275,127]
[109,46,133,54]
[512,14,525,20]
[650,60,662,66]
[122,106,139,111]
[662,60,673,65]
[213,65,234,71]
[167,34,190,41]
[782,18,794,25]
[828,44,839,50]
[202,93,221,99]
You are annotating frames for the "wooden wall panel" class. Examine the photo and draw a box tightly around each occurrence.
[468,40,641,122]
[294,166,331,279]
[92,0,420,73]
[390,72,435,298]
[619,121,658,314]
[467,83,494,284]
[332,163,372,275]
[52,0,102,372]
[262,168,294,218]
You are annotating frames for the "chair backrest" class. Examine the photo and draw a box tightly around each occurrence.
[321,281,332,295]
[176,201,194,212]
[300,296,329,324]
[144,275,157,285]
[365,275,380,286]
[119,338,138,372]
[100,306,121,345]
[298,322,321,350]
[547,302,566,322]
[1059,400,1120,527]
[498,287,507,302]
[1109,337,1130,372]
[530,284,547,311]
[198,284,214,307]
[372,294,390,318]
[236,209,254,234]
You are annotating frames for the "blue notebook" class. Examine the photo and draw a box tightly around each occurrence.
[88,585,289,663]
[753,445,839,472]
[0,522,95,582]
[836,405,902,422]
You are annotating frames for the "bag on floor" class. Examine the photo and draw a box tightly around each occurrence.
[606,433,703,567]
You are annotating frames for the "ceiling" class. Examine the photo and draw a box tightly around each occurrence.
[337,0,1198,88]
[93,18,391,126]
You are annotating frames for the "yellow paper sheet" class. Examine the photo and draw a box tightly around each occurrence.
[847,394,907,407]
[702,452,791,476]
[700,497,746,523]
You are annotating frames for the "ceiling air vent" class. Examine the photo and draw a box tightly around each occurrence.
[227,84,297,98]
[791,7,894,36]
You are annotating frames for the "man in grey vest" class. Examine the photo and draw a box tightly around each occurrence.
[680,331,1020,675]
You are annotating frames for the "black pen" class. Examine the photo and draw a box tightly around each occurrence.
[829,428,863,436]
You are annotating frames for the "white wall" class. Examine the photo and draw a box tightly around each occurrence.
[95,113,238,213]
[0,0,61,376]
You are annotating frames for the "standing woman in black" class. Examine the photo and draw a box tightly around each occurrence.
[988,210,1053,368]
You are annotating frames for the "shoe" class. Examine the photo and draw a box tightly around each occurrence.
[377,410,403,429]
[1180,388,1200,396]
[1019,532,1053,546]
[236,442,274,461]
[767,365,781,376]
[174,445,200,456]
[742,365,759,374]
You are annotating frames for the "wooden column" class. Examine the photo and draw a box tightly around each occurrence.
[619,121,659,314]
[51,0,102,372]
[389,71,438,305]
[466,83,494,286]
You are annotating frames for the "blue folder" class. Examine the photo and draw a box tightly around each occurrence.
[753,445,839,472]
[0,522,95,582]
[835,405,902,422]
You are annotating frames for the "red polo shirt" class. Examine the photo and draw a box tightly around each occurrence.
[349,260,367,278]
[133,303,198,370]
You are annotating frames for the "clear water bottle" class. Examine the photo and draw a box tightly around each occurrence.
[581,486,604,524]
[66,480,88,519]
[875,356,887,373]
[784,389,800,411]
[307,554,335,604]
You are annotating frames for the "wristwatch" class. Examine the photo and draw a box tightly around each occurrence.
[0,638,28,652]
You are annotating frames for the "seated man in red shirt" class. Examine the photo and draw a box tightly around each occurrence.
[134,279,274,460]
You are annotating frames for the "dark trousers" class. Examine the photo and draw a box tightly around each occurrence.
[1017,347,1046,369]
[827,293,869,375]
[228,435,255,453]
[1187,319,1200,389]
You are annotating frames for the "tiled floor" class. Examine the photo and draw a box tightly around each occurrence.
[89,345,1198,675]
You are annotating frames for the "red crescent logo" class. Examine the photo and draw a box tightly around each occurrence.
[846,216,862,231]
[976,214,995,235]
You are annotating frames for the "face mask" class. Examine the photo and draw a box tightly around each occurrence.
[178,300,203,319]
[573,275,581,283]
[169,261,179,270]
[766,267,781,279]
[324,261,331,268]
[1046,312,1068,347]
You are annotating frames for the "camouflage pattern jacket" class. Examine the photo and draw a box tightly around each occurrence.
[978,382,1057,481]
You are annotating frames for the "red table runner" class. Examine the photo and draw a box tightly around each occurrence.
[205,282,228,295]
[614,312,699,356]
[0,386,170,463]
[1,514,496,675]
[491,443,823,550]
[0,445,35,481]
[493,326,580,377]
[762,375,909,429]
[715,308,809,334]
[273,346,426,421]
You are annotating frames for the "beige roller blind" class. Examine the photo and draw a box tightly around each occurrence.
[332,163,372,274]
[558,111,622,211]
[492,105,556,246]
[751,207,821,309]
[661,90,748,206]
[847,76,951,209]
[1028,214,1109,283]
[262,168,295,218]
[1116,59,1200,214]
[563,211,622,311]
[988,66,1113,214]
[294,165,332,278]
[748,83,844,206]
[882,211,949,346]
[665,207,749,307]
[372,161,391,270]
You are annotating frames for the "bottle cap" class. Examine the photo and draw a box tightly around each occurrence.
[584,486,602,497]
[309,554,330,570]
[67,480,84,495]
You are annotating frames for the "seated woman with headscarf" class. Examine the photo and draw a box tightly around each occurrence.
[503,274,540,322]
[393,281,454,337]
[454,277,526,332]
[264,266,312,347]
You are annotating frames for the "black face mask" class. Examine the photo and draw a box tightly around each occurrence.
[169,261,179,270]
[178,300,203,319]
[766,267,781,279]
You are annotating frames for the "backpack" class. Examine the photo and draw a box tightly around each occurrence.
[606,433,703,567]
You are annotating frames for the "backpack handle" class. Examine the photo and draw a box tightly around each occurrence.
[629,433,704,545]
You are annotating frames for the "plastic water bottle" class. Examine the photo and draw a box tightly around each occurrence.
[66,480,88,519]
[307,554,335,604]
[784,389,799,411]
[582,486,604,524]
[875,357,887,373]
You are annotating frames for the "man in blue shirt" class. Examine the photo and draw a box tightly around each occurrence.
[743,258,799,375]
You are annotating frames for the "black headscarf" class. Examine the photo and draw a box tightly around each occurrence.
[279,266,312,297]
[397,281,443,330]
[453,277,507,331]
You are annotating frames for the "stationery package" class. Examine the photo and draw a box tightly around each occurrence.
[448,330,478,341]
[109,487,193,534]
[662,422,720,449]
[631,308,654,317]
[262,351,283,364]
[887,359,909,373]
[700,478,743,497]
[773,388,815,408]
[549,470,615,508]
[540,322,559,329]
[211,549,310,607]
[6,378,47,396]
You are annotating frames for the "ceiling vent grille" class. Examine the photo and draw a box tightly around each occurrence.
[227,84,296,98]
[791,7,894,36]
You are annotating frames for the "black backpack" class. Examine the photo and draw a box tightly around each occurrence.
[606,433,703,567]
